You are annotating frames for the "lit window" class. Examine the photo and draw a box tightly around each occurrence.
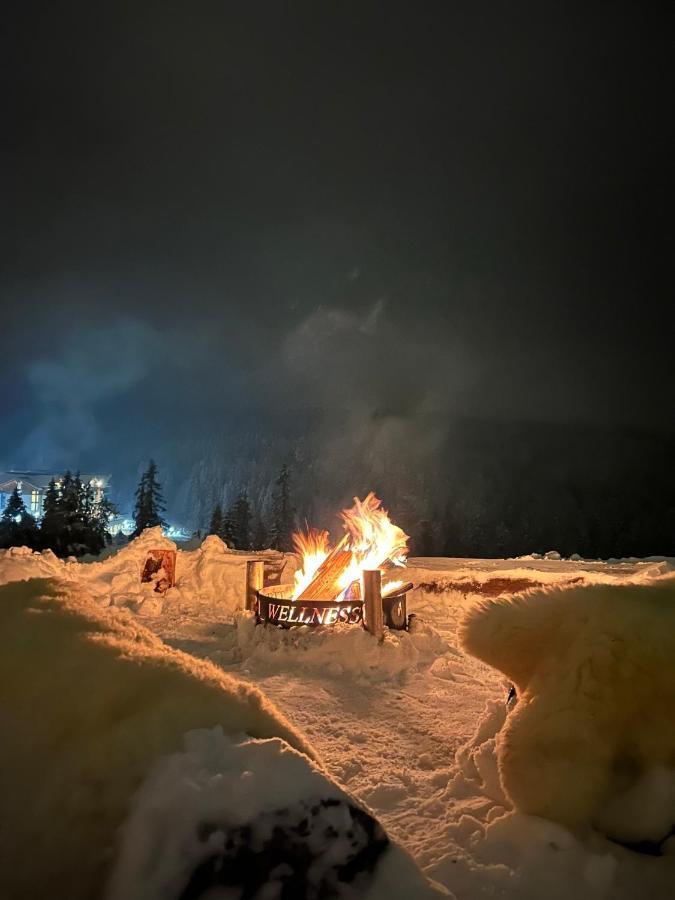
[31,490,41,514]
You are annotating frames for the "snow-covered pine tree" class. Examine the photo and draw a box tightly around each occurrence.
[0,485,39,549]
[55,471,80,555]
[209,503,224,537]
[2,485,28,524]
[71,473,89,554]
[40,477,63,553]
[1,485,28,524]
[85,482,116,555]
[133,460,167,536]
[230,492,251,550]
[271,464,295,552]
[220,507,235,548]
[252,515,268,550]
[53,472,84,556]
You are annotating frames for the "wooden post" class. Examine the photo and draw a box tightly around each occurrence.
[363,569,384,640]
[246,559,264,612]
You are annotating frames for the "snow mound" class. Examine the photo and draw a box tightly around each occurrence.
[459,579,675,840]
[168,534,296,614]
[430,701,675,900]
[0,527,298,618]
[0,576,314,899]
[83,527,259,614]
[0,576,443,899]
[109,727,447,900]
[223,611,449,681]
[0,543,71,584]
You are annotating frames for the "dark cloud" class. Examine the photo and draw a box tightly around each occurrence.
[0,1,670,503]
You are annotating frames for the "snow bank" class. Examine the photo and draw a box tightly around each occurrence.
[0,528,298,618]
[82,528,298,616]
[0,543,71,584]
[169,534,297,614]
[459,580,675,839]
[406,554,675,597]
[0,576,443,900]
[0,576,313,899]
[221,610,449,681]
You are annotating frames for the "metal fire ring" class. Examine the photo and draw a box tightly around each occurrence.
[256,582,413,630]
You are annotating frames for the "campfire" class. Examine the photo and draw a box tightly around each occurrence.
[252,493,413,633]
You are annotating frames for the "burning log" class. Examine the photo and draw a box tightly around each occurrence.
[295,535,352,601]
[291,493,409,603]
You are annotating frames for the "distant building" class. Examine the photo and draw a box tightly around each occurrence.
[0,470,110,520]
[108,515,135,536]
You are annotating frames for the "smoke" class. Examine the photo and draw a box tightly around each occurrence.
[281,298,480,525]
[284,298,478,408]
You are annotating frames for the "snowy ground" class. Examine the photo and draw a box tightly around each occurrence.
[2,533,674,898]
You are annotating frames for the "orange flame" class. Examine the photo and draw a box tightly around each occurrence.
[292,528,330,597]
[292,492,409,600]
[382,579,405,597]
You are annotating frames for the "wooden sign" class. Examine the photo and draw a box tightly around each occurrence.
[257,594,364,627]
[141,549,176,593]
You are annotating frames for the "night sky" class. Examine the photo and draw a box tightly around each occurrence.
[1,2,670,517]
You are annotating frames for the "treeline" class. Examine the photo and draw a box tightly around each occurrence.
[0,472,115,557]
[407,421,675,560]
[207,463,296,551]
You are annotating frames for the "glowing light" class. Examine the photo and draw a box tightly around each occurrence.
[382,579,405,596]
[163,524,190,541]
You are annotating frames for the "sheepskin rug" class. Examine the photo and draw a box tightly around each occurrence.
[459,580,675,841]
[0,578,441,900]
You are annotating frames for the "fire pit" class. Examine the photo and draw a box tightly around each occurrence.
[246,493,413,637]
[255,580,413,630]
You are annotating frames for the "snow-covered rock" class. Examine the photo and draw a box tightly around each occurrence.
[544,549,562,560]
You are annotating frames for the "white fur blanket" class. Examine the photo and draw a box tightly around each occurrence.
[459,580,675,840]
